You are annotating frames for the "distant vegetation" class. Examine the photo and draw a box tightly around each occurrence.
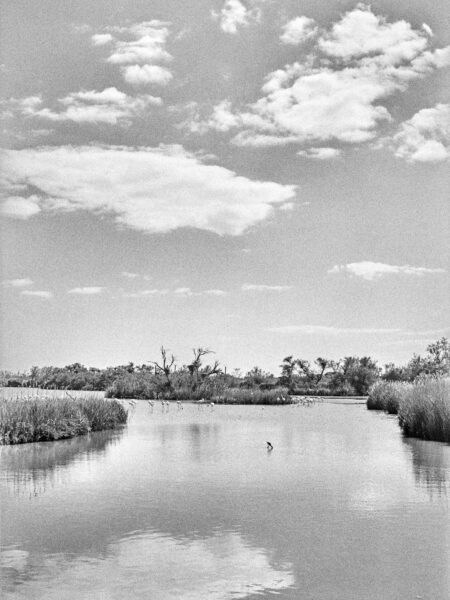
[0,392,127,445]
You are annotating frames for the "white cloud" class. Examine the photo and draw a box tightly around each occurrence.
[329,261,446,280]
[2,278,33,287]
[91,33,113,46]
[1,196,42,219]
[21,290,53,299]
[0,145,296,236]
[203,289,227,296]
[97,21,173,87]
[242,284,292,292]
[196,5,450,147]
[68,287,104,295]
[280,17,318,45]
[21,87,161,125]
[297,147,341,159]
[212,1,258,35]
[391,103,450,162]
[173,287,227,297]
[123,289,168,298]
[121,272,140,278]
[267,325,402,335]
[122,64,172,87]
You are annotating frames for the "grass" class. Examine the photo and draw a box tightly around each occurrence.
[212,387,293,405]
[366,380,411,414]
[367,378,450,443]
[0,391,128,445]
[398,378,450,443]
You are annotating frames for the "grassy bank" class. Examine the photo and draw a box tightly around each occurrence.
[367,378,450,443]
[0,392,128,445]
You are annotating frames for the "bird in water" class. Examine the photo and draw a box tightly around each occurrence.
[266,441,273,451]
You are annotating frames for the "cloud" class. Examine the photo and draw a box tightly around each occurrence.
[195,5,450,147]
[2,278,33,287]
[0,145,296,236]
[68,287,104,295]
[212,1,259,35]
[123,289,168,298]
[280,16,318,45]
[19,87,161,125]
[20,290,53,299]
[297,147,341,159]
[390,103,450,162]
[121,271,140,278]
[91,33,113,46]
[267,325,402,335]
[328,261,446,280]
[122,65,172,87]
[1,196,41,219]
[242,284,292,292]
[173,287,227,297]
[96,21,173,87]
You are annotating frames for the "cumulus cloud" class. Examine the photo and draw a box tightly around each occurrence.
[122,64,172,87]
[0,145,296,236]
[212,1,259,35]
[297,147,341,159]
[194,5,450,147]
[242,284,292,292]
[91,33,113,46]
[18,87,161,125]
[280,16,318,45]
[121,271,140,278]
[1,196,41,219]
[94,21,173,87]
[21,290,53,299]
[390,103,450,162]
[2,278,33,287]
[123,289,168,298]
[68,287,104,295]
[328,261,446,280]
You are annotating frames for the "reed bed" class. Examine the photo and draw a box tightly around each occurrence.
[0,392,128,445]
[366,381,411,414]
[398,378,450,443]
[213,387,293,405]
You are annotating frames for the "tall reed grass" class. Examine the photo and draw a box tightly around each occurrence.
[366,381,411,414]
[398,378,450,443]
[0,392,127,445]
[213,387,292,405]
[367,378,450,442]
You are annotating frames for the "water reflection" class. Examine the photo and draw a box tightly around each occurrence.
[1,530,294,600]
[0,429,123,498]
[403,437,450,498]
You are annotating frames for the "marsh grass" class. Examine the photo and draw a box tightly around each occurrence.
[213,387,293,405]
[0,392,127,445]
[398,378,450,443]
[367,381,411,414]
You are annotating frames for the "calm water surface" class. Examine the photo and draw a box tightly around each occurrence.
[1,401,449,599]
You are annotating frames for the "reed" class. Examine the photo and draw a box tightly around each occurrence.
[213,387,293,405]
[367,381,411,414]
[0,392,127,445]
[398,378,450,443]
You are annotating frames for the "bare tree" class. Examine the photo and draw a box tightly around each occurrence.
[187,348,221,392]
[151,346,176,392]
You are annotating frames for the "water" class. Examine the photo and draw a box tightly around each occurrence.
[1,401,449,599]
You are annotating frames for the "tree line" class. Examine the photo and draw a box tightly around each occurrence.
[1,338,448,399]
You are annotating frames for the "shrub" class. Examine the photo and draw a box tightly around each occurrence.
[213,387,292,405]
[367,381,411,414]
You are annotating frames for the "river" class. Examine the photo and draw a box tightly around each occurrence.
[1,400,449,599]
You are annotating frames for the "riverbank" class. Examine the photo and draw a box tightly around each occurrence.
[0,392,128,445]
[367,378,450,443]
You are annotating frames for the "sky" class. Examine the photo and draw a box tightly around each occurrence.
[0,0,449,374]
